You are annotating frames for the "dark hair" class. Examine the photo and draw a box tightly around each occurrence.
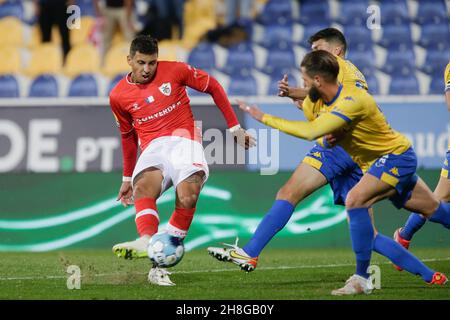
[300,50,339,83]
[308,27,347,54]
[130,35,159,57]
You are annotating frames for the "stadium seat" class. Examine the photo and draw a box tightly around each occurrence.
[416,1,448,24]
[26,43,63,77]
[29,74,59,97]
[0,0,23,20]
[158,40,179,61]
[428,75,444,94]
[421,50,450,76]
[260,20,293,47]
[107,73,126,95]
[298,1,331,25]
[365,75,379,95]
[267,73,297,96]
[228,71,257,96]
[338,1,369,26]
[70,16,96,46]
[378,24,413,50]
[68,74,98,97]
[262,42,296,75]
[344,26,373,52]
[300,23,331,48]
[258,0,293,25]
[418,24,450,49]
[347,50,375,74]
[389,74,420,95]
[64,43,101,77]
[187,42,216,71]
[380,1,410,25]
[382,49,416,75]
[75,0,96,16]
[0,74,19,98]
[222,42,255,75]
[0,16,24,47]
[102,42,130,78]
[0,46,21,74]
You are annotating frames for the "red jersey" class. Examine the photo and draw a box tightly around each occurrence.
[109,61,240,177]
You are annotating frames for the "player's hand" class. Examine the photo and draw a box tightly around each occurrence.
[324,134,338,148]
[237,99,264,122]
[230,126,257,149]
[278,74,291,97]
[117,181,134,207]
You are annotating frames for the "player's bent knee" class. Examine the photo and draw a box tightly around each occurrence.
[177,193,199,208]
[345,190,365,209]
[276,185,304,205]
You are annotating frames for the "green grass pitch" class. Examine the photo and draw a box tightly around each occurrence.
[1,248,449,300]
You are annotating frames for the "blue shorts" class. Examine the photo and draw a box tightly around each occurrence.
[367,147,418,209]
[303,144,363,206]
[440,148,449,179]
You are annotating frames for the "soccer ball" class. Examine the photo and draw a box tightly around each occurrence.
[147,232,185,268]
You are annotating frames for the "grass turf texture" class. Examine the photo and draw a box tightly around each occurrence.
[1,248,449,300]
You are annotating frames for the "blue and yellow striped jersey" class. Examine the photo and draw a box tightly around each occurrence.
[303,55,368,121]
[445,61,450,92]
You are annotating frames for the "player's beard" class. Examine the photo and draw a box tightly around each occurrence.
[308,86,321,103]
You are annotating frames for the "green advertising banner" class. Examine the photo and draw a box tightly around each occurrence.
[0,170,449,252]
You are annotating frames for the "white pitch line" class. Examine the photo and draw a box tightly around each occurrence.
[1,257,450,281]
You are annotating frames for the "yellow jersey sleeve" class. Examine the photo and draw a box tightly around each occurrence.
[336,56,368,91]
[302,96,315,121]
[445,62,450,92]
[262,112,347,141]
[329,94,367,124]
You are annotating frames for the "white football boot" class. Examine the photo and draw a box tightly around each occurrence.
[148,267,175,286]
[207,238,258,272]
[112,235,150,260]
[331,274,374,296]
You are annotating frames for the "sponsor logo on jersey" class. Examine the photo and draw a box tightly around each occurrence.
[159,82,171,96]
[375,154,389,167]
[145,96,154,103]
[344,96,355,101]
[132,103,140,110]
[389,167,399,176]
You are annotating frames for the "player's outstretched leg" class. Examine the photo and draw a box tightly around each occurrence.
[207,238,259,272]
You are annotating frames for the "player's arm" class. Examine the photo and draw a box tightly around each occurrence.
[178,63,256,148]
[110,94,138,207]
[238,100,347,141]
[278,74,308,104]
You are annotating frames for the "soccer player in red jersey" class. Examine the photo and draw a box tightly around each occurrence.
[109,35,255,285]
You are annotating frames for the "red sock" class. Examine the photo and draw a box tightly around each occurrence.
[135,197,159,237]
[167,207,196,238]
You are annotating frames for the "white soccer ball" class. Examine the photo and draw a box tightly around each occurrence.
[147,232,185,268]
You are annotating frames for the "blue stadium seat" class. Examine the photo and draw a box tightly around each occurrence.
[29,74,59,97]
[267,73,297,96]
[421,50,450,75]
[389,74,420,95]
[258,0,293,25]
[416,1,448,24]
[428,75,444,94]
[260,21,293,47]
[187,42,216,71]
[300,23,331,48]
[338,1,368,26]
[68,74,98,97]
[262,43,296,75]
[228,71,257,96]
[222,42,255,75]
[418,24,450,48]
[379,24,413,50]
[107,73,126,95]
[75,0,96,16]
[380,2,410,25]
[0,0,23,20]
[298,2,331,26]
[344,26,373,52]
[365,75,379,95]
[0,74,19,98]
[382,49,416,75]
[347,50,375,74]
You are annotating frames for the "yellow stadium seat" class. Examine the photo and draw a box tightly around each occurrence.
[64,43,101,77]
[27,25,63,48]
[0,46,22,74]
[70,16,96,46]
[26,43,63,77]
[0,17,24,47]
[158,40,178,61]
[102,42,130,77]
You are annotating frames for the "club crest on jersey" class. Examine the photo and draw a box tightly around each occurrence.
[159,82,171,96]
